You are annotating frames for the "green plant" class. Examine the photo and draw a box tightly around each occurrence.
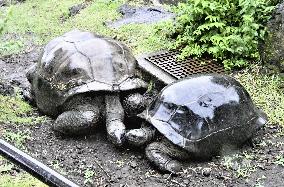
[235,66,284,128]
[0,40,24,56]
[3,130,31,149]
[0,93,45,125]
[162,0,277,69]
[0,172,47,187]
[83,168,95,184]
[222,153,256,178]
[0,156,14,173]
[274,155,284,166]
[0,157,46,186]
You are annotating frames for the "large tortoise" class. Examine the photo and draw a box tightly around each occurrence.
[27,30,148,146]
[126,74,267,173]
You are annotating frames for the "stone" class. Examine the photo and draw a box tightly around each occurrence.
[202,167,211,177]
[183,179,190,184]
[129,160,138,168]
[259,1,284,75]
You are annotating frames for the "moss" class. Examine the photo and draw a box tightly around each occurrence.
[0,156,47,187]
[0,94,44,125]
[235,66,284,127]
[0,173,47,187]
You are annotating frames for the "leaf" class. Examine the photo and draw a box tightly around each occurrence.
[160,0,277,69]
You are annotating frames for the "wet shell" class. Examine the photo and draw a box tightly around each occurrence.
[30,30,147,116]
[142,74,267,157]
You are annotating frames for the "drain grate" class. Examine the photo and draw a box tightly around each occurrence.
[145,51,225,79]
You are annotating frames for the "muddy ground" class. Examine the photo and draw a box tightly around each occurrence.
[0,46,284,187]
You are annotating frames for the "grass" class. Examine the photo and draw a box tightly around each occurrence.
[0,156,47,187]
[0,174,47,187]
[0,93,44,125]
[3,130,31,149]
[0,0,171,56]
[83,168,95,185]
[274,155,284,167]
[222,153,257,178]
[235,66,284,128]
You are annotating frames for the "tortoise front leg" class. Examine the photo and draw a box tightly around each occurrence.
[146,140,190,174]
[105,94,126,146]
[126,122,156,146]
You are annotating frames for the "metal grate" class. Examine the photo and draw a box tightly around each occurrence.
[145,51,225,79]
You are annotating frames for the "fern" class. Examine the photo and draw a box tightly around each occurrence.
[161,0,278,69]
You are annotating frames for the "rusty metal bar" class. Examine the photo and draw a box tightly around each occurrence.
[0,139,80,187]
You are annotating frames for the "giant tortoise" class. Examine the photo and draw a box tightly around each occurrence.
[126,74,267,173]
[27,30,148,146]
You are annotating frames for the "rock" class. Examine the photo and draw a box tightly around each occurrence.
[0,0,25,6]
[0,81,15,95]
[163,174,170,179]
[183,179,190,184]
[0,0,5,6]
[115,170,123,179]
[68,3,86,17]
[202,167,211,177]
[129,160,138,168]
[259,2,284,75]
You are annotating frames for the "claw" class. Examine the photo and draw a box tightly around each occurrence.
[107,120,126,146]
[165,160,182,174]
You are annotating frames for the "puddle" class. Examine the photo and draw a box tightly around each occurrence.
[152,0,185,5]
[107,4,174,28]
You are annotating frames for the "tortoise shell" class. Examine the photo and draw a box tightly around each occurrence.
[142,74,267,156]
[30,30,147,116]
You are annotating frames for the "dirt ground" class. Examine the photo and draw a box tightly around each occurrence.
[1,48,284,187]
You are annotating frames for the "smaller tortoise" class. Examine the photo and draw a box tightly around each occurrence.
[27,30,148,146]
[125,74,267,173]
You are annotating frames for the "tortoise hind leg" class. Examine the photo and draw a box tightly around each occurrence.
[53,96,103,135]
[146,140,190,174]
